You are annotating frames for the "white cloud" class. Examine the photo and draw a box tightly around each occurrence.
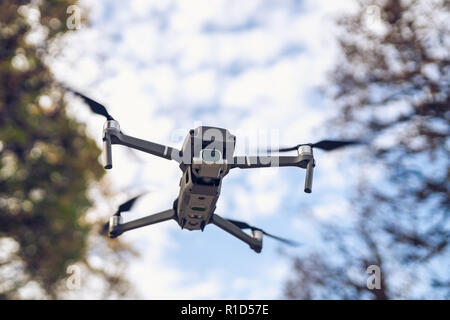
[182,69,218,105]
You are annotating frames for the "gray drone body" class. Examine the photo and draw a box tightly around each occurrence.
[69,89,359,253]
[176,126,235,231]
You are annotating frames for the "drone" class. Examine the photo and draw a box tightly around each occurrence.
[68,89,360,253]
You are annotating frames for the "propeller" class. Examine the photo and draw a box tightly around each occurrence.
[268,139,362,153]
[65,88,114,121]
[226,218,300,247]
[100,193,145,235]
[64,87,146,163]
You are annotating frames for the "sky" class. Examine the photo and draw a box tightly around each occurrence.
[50,0,364,299]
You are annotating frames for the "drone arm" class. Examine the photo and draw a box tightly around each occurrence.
[109,208,175,238]
[210,214,262,253]
[230,154,315,193]
[230,155,304,169]
[111,132,181,161]
[103,120,182,166]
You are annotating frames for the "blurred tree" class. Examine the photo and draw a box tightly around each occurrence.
[0,0,133,299]
[285,0,449,299]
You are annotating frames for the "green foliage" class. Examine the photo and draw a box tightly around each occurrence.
[0,0,129,298]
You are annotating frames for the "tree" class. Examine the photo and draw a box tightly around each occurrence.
[0,0,132,299]
[285,0,449,299]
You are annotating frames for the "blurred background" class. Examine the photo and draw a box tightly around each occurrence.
[0,0,448,299]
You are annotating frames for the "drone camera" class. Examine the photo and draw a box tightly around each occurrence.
[201,148,222,163]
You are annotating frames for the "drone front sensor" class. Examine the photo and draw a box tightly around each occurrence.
[69,88,360,253]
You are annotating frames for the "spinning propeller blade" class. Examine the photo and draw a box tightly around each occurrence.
[65,88,114,120]
[116,194,144,214]
[101,193,146,235]
[226,218,300,247]
[311,140,361,151]
[65,87,145,162]
[268,139,362,153]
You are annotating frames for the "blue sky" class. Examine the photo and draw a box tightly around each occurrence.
[51,0,363,299]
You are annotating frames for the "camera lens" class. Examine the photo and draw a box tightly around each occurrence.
[202,149,222,163]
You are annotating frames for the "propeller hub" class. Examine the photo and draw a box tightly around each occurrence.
[103,119,120,131]
[297,145,313,157]
[251,230,263,241]
[109,215,122,228]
